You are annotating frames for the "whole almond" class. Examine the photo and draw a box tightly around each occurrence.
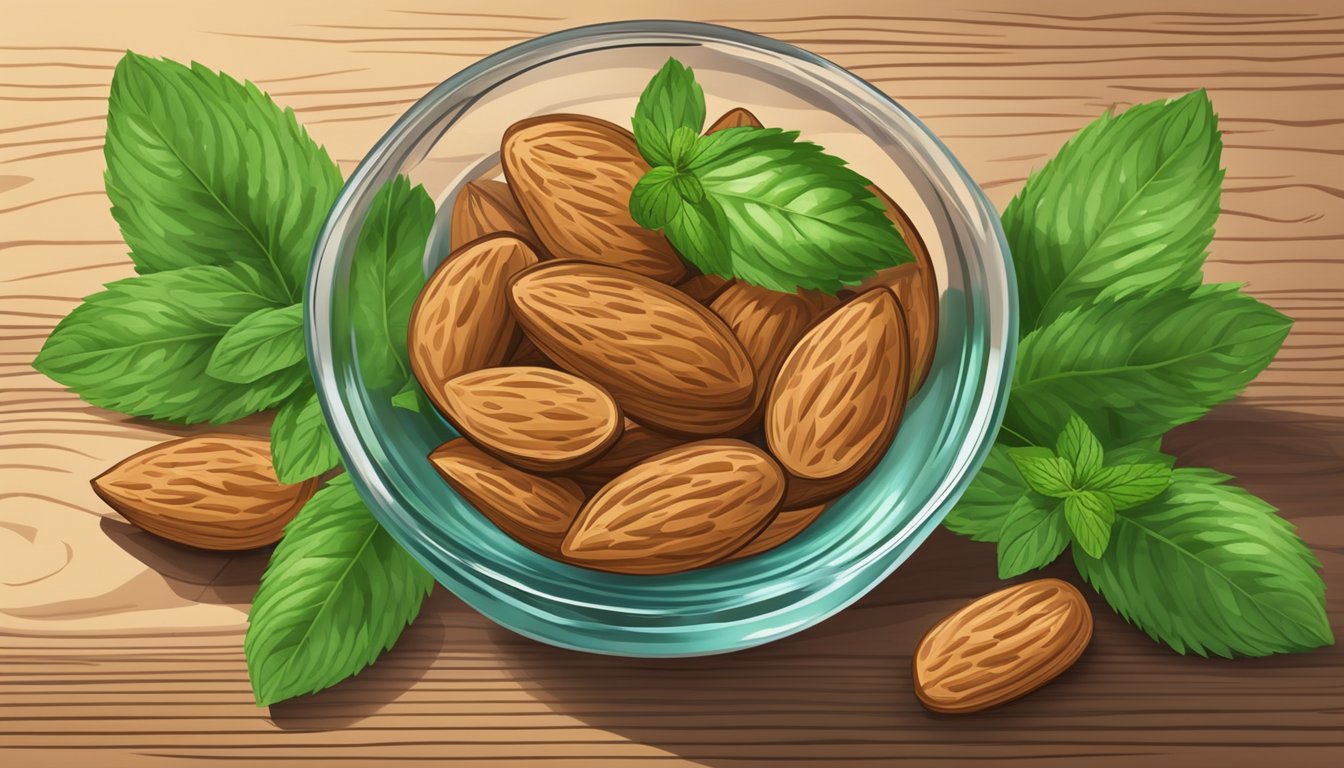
[429,438,584,554]
[858,185,939,393]
[677,273,733,305]
[562,439,785,575]
[729,503,827,560]
[914,579,1093,714]
[437,366,622,473]
[91,434,318,551]
[409,235,539,416]
[449,179,543,253]
[707,107,763,132]
[509,261,757,437]
[502,115,687,283]
[766,288,911,508]
[711,283,834,430]
[570,418,686,489]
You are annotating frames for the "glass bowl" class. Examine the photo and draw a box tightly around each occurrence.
[307,20,1016,657]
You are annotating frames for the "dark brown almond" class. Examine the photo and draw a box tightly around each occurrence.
[677,273,733,305]
[502,115,687,283]
[765,289,911,506]
[429,439,583,554]
[707,107,764,132]
[562,440,785,575]
[570,418,686,489]
[437,366,622,473]
[450,179,544,253]
[859,185,939,393]
[509,261,757,437]
[729,504,827,560]
[409,235,539,417]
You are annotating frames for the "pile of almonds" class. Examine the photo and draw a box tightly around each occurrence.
[412,107,939,574]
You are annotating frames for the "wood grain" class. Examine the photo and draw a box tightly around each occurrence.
[2,1,1342,766]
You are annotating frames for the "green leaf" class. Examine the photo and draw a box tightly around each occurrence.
[1056,414,1104,484]
[632,57,706,166]
[33,266,304,424]
[997,495,1070,579]
[663,195,734,277]
[945,444,1024,542]
[667,126,700,169]
[1003,90,1222,330]
[207,304,305,384]
[350,177,434,390]
[1006,285,1292,445]
[1008,447,1074,497]
[245,474,434,706]
[390,376,428,414]
[271,386,340,484]
[1075,468,1332,657]
[1064,490,1116,557]
[630,166,684,230]
[104,52,342,301]
[1089,463,1172,510]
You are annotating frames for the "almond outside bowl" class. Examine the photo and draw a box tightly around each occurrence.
[307,20,1016,657]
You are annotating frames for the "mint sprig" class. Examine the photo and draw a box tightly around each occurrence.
[628,58,913,294]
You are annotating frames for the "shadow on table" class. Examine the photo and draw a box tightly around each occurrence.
[99,517,270,605]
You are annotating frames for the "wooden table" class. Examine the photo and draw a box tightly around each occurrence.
[3,2,1342,765]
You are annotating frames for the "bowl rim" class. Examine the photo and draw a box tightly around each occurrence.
[307,19,1017,657]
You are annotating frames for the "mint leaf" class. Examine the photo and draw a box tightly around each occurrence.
[1008,447,1074,497]
[1006,285,1292,445]
[664,195,733,277]
[34,266,303,424]
[1056,414,1103,484]
[1089,463,1172,510]
[997,495,1069,579]
[630,166,684,229]
[945,444,1024,543]
[1003,90,1222,330]
[271,386,340,484]
[632,58,706,166]
[207,304,305,384]
[390,376,428,413]
[351,177,434,390]
[105,52,342,301]
[1075,468,1332,657]
[1064,490,1116,557]
[245,474,434,706]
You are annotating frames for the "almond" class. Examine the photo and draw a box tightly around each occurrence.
[562,439,785,575]
[677,273,733,305]
[91,434,317,551]
[505,334,550,367]
[570,418,686,490]
[710,283,833,430]
[509,261,757,437]
[502,115,687,283]
[409,235,539,416]
[913,579,1093,714]
[858,185,939,393]
[766,288,911,508]
[729,504,827,560]
[707,107,763,132]
[450,179,543,253]
[430,439,584,554]
[436,366,622,473]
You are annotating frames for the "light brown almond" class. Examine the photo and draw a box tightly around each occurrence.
[449,179,543,253]
[562,439,785,575]
[707,107,763,132]
[509,261,757,437]
[409,235,539,416]
[766,288,911,507]
[913,579,1093,714]
[502,115,687,283]
[729,504,827,560]
[677,273,733,305]
[437,366,622,473]
[570,418,686,489]
[91,434,318,551]
[429,439,583,554]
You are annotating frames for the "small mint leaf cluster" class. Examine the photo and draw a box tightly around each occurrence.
[998,415,1171,576]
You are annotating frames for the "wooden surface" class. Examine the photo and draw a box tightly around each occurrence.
[3,1,1342,765]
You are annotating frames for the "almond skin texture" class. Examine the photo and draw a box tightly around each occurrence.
[858,185,939,393]
[91,434,317,551]
[409,235,540,417]
[913,579,1093,714]
[677,273,733,305]
[766,288,911,507]
[449,179,543,253]
[562,440,785,575]
[509,261,757,437]
[570,418,686,490]
[437,366,622,473]
[502,115,687,283]
[729,504,826,560]
[707,107,763,132]
[711,283,834,430]
[429,439,583,554]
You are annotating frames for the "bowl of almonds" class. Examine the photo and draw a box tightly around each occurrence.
[308,21,1014,656]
